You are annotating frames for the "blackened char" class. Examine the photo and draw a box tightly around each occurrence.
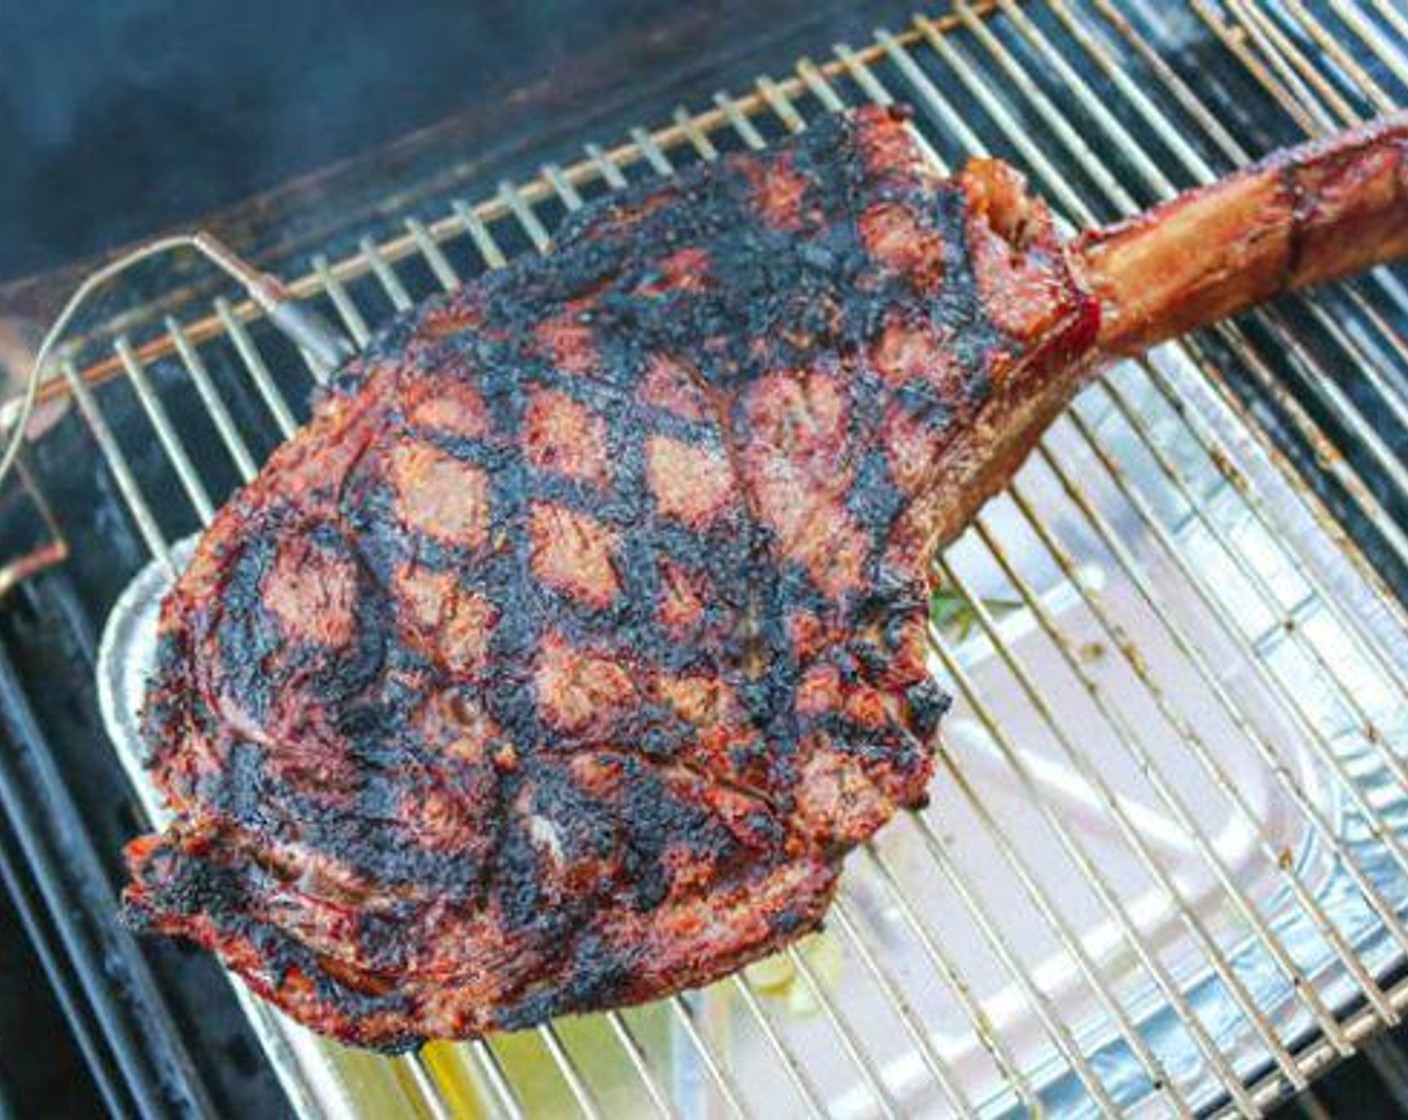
[123,105,1098,1049]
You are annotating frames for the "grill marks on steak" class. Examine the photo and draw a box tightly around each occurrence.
[124,106,1099,1048]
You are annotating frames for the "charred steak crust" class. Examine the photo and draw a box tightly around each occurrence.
[123,105,1098,1049]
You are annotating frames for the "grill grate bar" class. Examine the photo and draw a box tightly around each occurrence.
[467,1042,527,1120]
[405,218,461,293]
[404,1053,455,1120]
[604,1015,678,1120]
[1189,0,1325,135]
[313,255,373,347]
[452,200,509,270]
[1053,0,1408,634]
[829,898,980,1119]
[832,44,895,108]
[712,93,768,149]
[1002,472,1397,1029]
[166,316,260,482]
[758,53,1219,1117]
[670,111,718,164]
[803,46,1320,1111]
[535,1024,605,1120]
[953,6,1135,213]
[583,144,630,190]
[1225,0,1363,127]
[631,126,677,176]
[908,801,1161,1115]
[907,0,1408,965]
[782,944,903,1120]
[795,58,846,112]
[360,236,416,311]
[926,589,1266,1116]
[58,360,171,568]
[1278,0,1396,112]
[997,0,1176,198]
[499,184,553,253]
[667,994,757,1120]
[755,77,807,133]
[542,164,585,211]
[214,298,300,437]
[1357,0,1408,78]
[857,841,1039,1114]
[725,976,825,1118]
[113,337,216,525]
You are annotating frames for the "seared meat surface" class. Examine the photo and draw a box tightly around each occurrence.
[123,104,1408,1048]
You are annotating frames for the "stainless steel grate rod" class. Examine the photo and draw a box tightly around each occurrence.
[881,3,1408,931]
[659,93,1126,1113]
[822,41,1385,1104]
[968,0,1408,880]
[940,2,1408,1042]
[828,899,978,1119]
[748,64,1268,1116]
[1003,467,1399,1026]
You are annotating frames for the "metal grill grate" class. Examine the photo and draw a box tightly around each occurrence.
[7,2,1408,1116]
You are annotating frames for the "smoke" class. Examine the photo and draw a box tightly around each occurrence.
[0,0,662,281]
[0,0,856,286]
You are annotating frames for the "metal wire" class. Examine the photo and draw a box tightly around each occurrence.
[0,232,346,495]
[818,46,1289,1113]
[467,1042,527,1120]
[770,59,1350,1110]
[829,899,979,1119]
[909,5,1408,938]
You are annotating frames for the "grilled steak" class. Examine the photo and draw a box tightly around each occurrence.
[123,105,1408,1049]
